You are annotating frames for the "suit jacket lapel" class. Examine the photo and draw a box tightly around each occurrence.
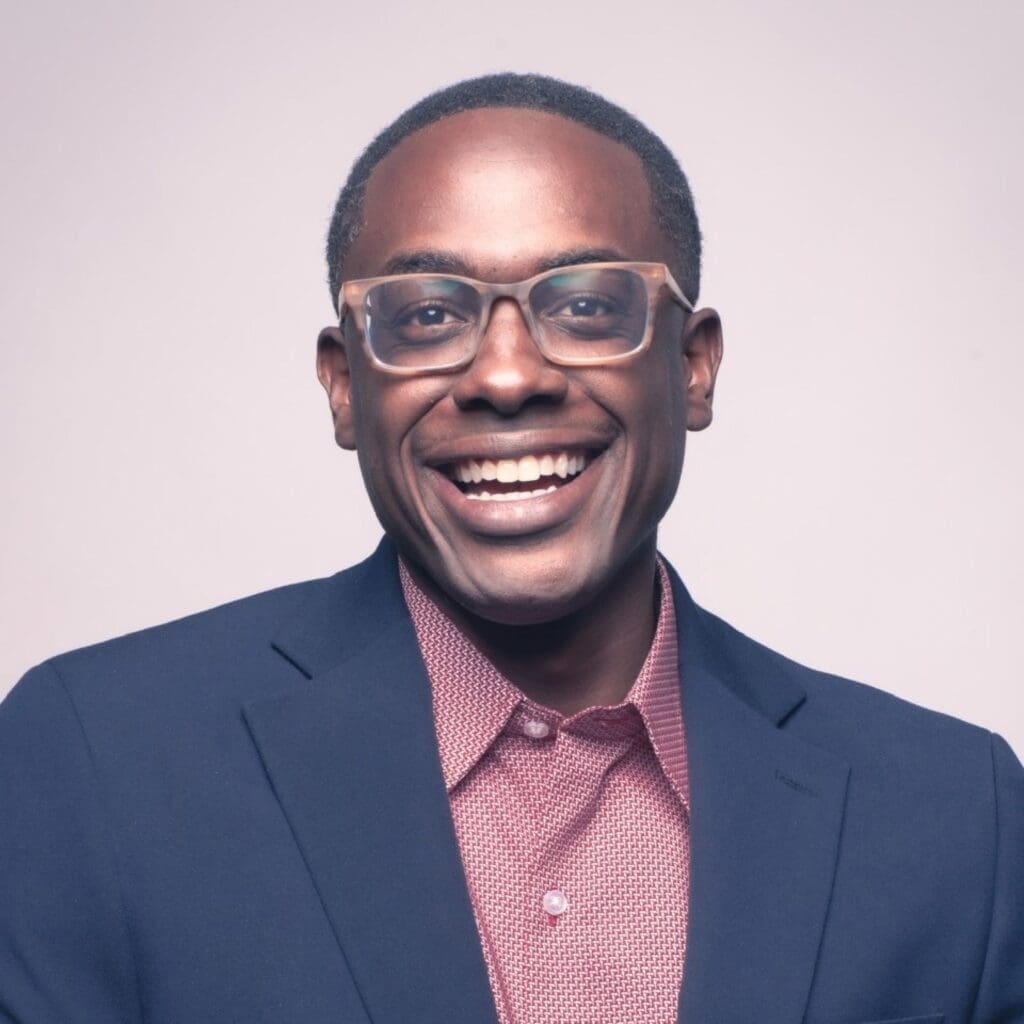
[244,540,497,1024]
[670,570,850,1023]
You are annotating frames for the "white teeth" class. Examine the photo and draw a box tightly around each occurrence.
[452,451,590,488]
[465,484,558,502]
[518,454,540,482]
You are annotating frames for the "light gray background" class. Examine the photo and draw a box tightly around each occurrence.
[2,0,1021,755]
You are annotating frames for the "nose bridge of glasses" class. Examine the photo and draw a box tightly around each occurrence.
[476,285,543,356]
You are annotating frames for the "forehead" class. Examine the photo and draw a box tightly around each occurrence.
[347,107,669,280]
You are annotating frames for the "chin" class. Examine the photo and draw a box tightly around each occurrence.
[434,543,614,626]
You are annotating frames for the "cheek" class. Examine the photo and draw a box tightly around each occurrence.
[350,364,417,450]
[624,357,687,499]
[349,372,445,489]
[652,340,688,435]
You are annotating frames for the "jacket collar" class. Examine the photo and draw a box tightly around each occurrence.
[270,538,409,679]
[270,537,809,725]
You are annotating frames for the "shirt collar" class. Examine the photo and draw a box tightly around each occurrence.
[399,558,689,812]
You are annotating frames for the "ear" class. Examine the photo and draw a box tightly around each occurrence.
[681,308,723,431]
[316,326,357,450]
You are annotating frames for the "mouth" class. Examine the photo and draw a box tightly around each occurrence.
[440,449,597,502]
[420,432,615,539]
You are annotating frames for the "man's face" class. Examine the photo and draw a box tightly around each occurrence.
[318,108,721,624]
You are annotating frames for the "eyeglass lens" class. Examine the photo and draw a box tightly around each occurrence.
[363,267,649,369]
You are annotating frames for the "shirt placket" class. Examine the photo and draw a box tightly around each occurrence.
[517,715,636,1022]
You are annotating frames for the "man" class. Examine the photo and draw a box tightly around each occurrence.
[1,73,1021,1024]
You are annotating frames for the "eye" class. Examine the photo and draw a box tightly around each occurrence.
[553,295,614,318]
[415,305,454,327]
[383,299,474,347]
[399,303,465,328]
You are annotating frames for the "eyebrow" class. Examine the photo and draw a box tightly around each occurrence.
[378,247,634,279]
[380,251,470,276]
[534,248,631,272]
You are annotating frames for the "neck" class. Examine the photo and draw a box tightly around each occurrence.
[408,540,661,717]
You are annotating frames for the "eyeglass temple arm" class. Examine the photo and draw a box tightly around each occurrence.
[662,269,695,312]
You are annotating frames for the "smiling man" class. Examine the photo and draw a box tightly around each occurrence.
[316,96,720,718]
[1,74,1022,1024]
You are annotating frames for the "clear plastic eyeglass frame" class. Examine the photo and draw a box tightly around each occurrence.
[336,261,694,375]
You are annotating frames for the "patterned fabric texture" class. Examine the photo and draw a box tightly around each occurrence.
[400,559,691,1024]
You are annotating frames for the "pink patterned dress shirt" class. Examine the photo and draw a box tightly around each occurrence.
[399,559,691,1024]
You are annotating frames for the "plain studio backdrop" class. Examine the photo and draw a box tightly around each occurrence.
[2,1,1021,756]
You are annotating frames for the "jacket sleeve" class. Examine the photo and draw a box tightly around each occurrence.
[0,662,141,1023]
[970,732,1024,1023]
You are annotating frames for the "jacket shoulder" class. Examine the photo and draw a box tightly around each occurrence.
[48,576,326,678]
[694,602,999,769]
[10,551,387,718]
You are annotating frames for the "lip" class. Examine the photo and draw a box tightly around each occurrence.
[424,446,609,538]
[417,428,617,469]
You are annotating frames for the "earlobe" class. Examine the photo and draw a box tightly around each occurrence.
[682,308,723,432]
[316,326,357,450]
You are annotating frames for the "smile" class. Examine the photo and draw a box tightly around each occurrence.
[445,451,591,503]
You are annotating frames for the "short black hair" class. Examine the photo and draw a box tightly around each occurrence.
[325,72,702,311]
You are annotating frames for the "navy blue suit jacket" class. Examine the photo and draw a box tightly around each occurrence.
[1,539,1022,1023]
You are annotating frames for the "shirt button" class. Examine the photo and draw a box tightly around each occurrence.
[523,719,550,739]
[542,889,569,916]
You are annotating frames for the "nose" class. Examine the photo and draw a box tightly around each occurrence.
[451,298,569,415]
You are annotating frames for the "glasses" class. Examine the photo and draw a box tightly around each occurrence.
[337,261,693,374]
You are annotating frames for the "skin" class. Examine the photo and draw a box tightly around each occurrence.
[317,108,722,715]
